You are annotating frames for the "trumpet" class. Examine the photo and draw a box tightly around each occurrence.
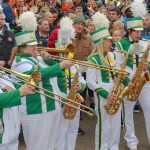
[0,66,94,117]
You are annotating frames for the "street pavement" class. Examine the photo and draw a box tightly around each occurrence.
[19,109,149,150]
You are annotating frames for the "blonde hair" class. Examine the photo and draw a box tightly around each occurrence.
[92,40,116,66]
[8,46,26,66]
[92,41,107,65]
[112,21,124,28]
[99,6,107,12]
[109,28,122,36]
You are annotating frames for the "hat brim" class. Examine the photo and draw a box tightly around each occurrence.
[131,27,143,31]
[105,36,112,39]
[26,41,38,45]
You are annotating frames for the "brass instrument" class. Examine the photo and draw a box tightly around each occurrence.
[0,66,38,86]
[63,66,84,120]
[37,43,75,59]
[0,67,94,117]
[127,40,150,101]
[38,44,129,75]
[116,40,150,104]
[105,50,129,115]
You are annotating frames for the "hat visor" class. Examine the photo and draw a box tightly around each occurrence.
[26,41,38,46]
[128,27,143,31]
[105,36,112,39]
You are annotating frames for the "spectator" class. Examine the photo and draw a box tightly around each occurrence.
[72,13,94,135]
[64,0,74,11]
[36,19,50,47]
[106,0,115,10]
[36,0,50,14]
[41,11,55,36]
[25,0,35,10]
[112,20,125,36]
[108,8,121,29]
[99,6,107,16]
[49,0,61,13]
[95,2,103,12]
[65,9,76,19]
[141,13,150,39]
[110,28,122,50]
[108,8,121,23]
[73,0,89,16]
[48,12,64,55]
[50,7,58,27]
[0,11,16,68]
[74,3,90,19]
[123,5,133,27]
[85,18,95,36]
[1,0,16,29]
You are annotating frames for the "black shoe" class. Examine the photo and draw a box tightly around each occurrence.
[90,103,95,109]
[78,127,85,135]
[133,105,140,113]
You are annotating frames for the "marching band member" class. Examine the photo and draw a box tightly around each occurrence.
[55,63,86,150]
[8,12,74,150]
[53,17,86,150]
[115,1,150,149]
[0,62,36,150]
[86,12,122,150]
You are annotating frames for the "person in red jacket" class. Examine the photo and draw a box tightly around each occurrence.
[48,12,64,55]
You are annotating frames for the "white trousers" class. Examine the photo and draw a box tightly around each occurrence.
[0,142,19,150]
[21,108,60,150]
[55,108,80,150]
[123,83,150,147]
[95,82,121,150]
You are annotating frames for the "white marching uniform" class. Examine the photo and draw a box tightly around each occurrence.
[86,52,121,150]
[55,64,86,150]
[115,40,150,147]
[11,55,62,150]
[0,72,20,150]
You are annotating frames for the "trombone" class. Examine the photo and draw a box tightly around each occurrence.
[38,53,129,75]
[37,43,74,59]
[0,66,94,117]
[37,44,129,75]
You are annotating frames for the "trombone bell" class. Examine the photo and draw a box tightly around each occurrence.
[37,43,75,59]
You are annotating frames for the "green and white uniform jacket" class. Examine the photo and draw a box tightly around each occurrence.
[115,37,150,86]
[86,52,116,99]
[11,53,62,115]
[57,64,86,105]
[0,72,21,144]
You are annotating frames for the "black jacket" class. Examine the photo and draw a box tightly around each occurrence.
[0,25,16,68]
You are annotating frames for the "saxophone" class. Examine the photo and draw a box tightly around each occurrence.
[105,50,129,115]
[63,66,84,120]
[127,40,150,101]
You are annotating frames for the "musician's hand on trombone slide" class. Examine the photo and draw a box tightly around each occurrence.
[60,60,75,69]
[41,52,51,60]
[19,83,35,96]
